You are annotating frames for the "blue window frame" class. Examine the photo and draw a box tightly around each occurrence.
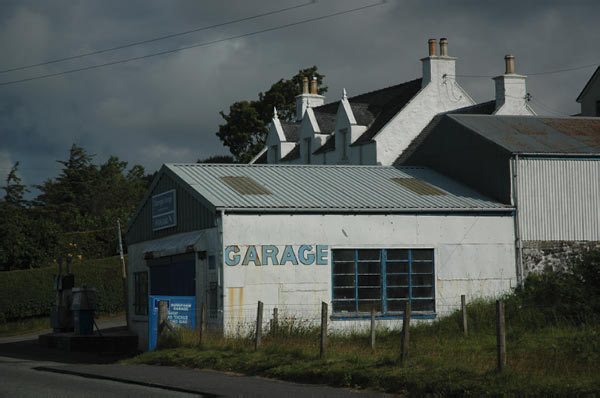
[332,248,435,316]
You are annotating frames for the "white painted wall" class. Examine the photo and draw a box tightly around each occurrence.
[493,74,536,116]
[579,73,600,116]
[221,212,515,334]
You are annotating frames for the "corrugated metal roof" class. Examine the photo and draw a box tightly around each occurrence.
[449,115,600,154]
[165,163,509,212]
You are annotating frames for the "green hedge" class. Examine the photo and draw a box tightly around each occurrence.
[0,256,125,322]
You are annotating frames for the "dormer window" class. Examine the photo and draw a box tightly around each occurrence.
[305,138,312,163]
[270,145,278,163]
[340,129,348,160]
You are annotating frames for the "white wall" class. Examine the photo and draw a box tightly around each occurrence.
[221,212,515,334]
[579,73,600,116]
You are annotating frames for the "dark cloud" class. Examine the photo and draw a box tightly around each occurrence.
[1,0,599,193]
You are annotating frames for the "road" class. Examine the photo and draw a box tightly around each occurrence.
[0,357,198,398]
[0,316,395,397]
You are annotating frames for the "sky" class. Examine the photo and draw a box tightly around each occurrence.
[1,0,599,196]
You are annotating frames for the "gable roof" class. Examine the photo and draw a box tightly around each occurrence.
[447,114,600,154]
[163,163,509,212]
[280,144,300,161]
[281,122,299,142]
[576,66,600,103]
[313,134,335,155]
[449,100,496,115]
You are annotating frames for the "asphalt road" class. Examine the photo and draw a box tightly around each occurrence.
[0,357,199,398]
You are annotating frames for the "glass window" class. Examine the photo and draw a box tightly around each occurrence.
[134,271,148,315]
[332,248,435,316]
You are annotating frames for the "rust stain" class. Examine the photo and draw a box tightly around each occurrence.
[510,121,546,136]
[542,119,600,150]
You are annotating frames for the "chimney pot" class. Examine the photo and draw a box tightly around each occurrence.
[428,39,437,56]
[310,76,318,94]
[439,38,448,57]
[302,77,309,94]
[505,54,515,74]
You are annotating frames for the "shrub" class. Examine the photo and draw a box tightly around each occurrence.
[0,256,125,321]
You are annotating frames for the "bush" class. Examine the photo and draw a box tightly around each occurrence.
[0,256,125,321]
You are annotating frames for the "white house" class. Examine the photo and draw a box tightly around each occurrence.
[258,39,534,166]
[576,66,600,116]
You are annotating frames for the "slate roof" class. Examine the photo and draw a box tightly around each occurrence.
[162,163,509,212]
[448,115,600,154]
[281,122,299,142]
[449,100,496,115]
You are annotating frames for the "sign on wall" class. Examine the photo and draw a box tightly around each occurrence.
[152,189,176,231]
[148,295,195,351]
[225,245,329,266]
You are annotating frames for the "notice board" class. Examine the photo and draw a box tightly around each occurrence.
[148,295,195,351]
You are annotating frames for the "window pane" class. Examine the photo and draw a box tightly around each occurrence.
[412,287,434,298]
[386,262,409,273]
[333,301,356,313]
[333,287,355,299]
[358,274,380,287]
[387,249,408,261]
[333,262,354,274]
[334,249,354,261]
[387,274,409,286]
[358,300,381,312]
[413,261,433,274]
[412,300,435,312]
[411,274,433,286]
[387,286,409,299]
[358,287,380,300]
[357,249,380,260]
[334,274,355,287]
[387,299,408,312]
[357,261,380,274]
[412,249,433,261]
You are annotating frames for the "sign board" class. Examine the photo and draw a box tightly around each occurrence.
[152,189,176,231]
[148,295,195,351]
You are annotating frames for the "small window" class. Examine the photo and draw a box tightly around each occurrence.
[134,271,148,315]
[332,248,435,316]
[270,145,278,163]
[305,137,312,163]
[340,129,348,160]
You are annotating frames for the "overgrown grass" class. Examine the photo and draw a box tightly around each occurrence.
[125,252,600,396]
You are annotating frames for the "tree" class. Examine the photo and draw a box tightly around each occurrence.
[3,162,29,207]
[197,155,236,164]
[216,66,327,163]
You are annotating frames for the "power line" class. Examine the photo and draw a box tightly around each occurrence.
[0,1,316,75]
[451,62,598,79]
[0,1,386,87]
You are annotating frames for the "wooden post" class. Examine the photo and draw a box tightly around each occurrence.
[400,301,411,366]
[157,300,168,339]
[370,307,376,350]
[199,302,206,346]
[272,307,278,335]
[496,300,506,371]
[255,301,263,351]
[461,294,468,337]
[320,302,328,358]
[117,218,129,328]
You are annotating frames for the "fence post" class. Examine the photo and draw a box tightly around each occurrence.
[400,301,411,366]
[255,301,263,351]
[461,294,468,337]
[496,300,506,371]
[370,307,376,350]
[199,302,206,346]
[272,307,278,335]
[320,302,328,358]
[157,300,168,339]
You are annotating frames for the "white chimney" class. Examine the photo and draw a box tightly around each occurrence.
[421,37,456,87]
[295,76,325,122]
[493,55,531,115]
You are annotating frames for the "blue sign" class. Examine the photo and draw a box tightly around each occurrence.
[148,295,195,351]
[225,245,328,266]
[152,190,176,231]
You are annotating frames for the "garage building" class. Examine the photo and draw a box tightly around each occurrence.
[126,163,515,350]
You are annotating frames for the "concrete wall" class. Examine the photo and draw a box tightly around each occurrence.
[221,212,516,334]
